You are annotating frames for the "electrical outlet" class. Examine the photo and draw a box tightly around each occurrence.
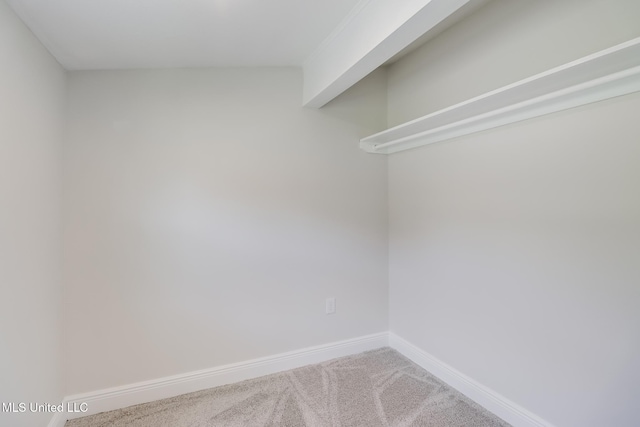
[325,297,336,315]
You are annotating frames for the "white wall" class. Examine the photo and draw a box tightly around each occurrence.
[63,67,388,394]
[0,1,66,426]
[387,1,640,426]
[388,0,640,126]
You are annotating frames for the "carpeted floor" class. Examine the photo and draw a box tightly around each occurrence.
[65,347,511,427]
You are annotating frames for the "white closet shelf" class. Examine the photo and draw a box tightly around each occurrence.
[360,37,640,154]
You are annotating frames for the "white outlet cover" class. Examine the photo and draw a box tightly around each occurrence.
[325,297,336,315]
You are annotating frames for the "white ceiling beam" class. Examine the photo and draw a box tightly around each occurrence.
[302,0,470,108]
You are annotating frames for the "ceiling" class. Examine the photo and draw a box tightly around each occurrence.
[6,0,362,70]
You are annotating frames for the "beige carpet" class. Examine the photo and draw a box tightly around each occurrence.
[65,347,511,427]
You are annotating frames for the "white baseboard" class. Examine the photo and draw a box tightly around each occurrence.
[47,413,67,427]
[51,332,552,427]
[389,333,554,427]
[58,332,388,423]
